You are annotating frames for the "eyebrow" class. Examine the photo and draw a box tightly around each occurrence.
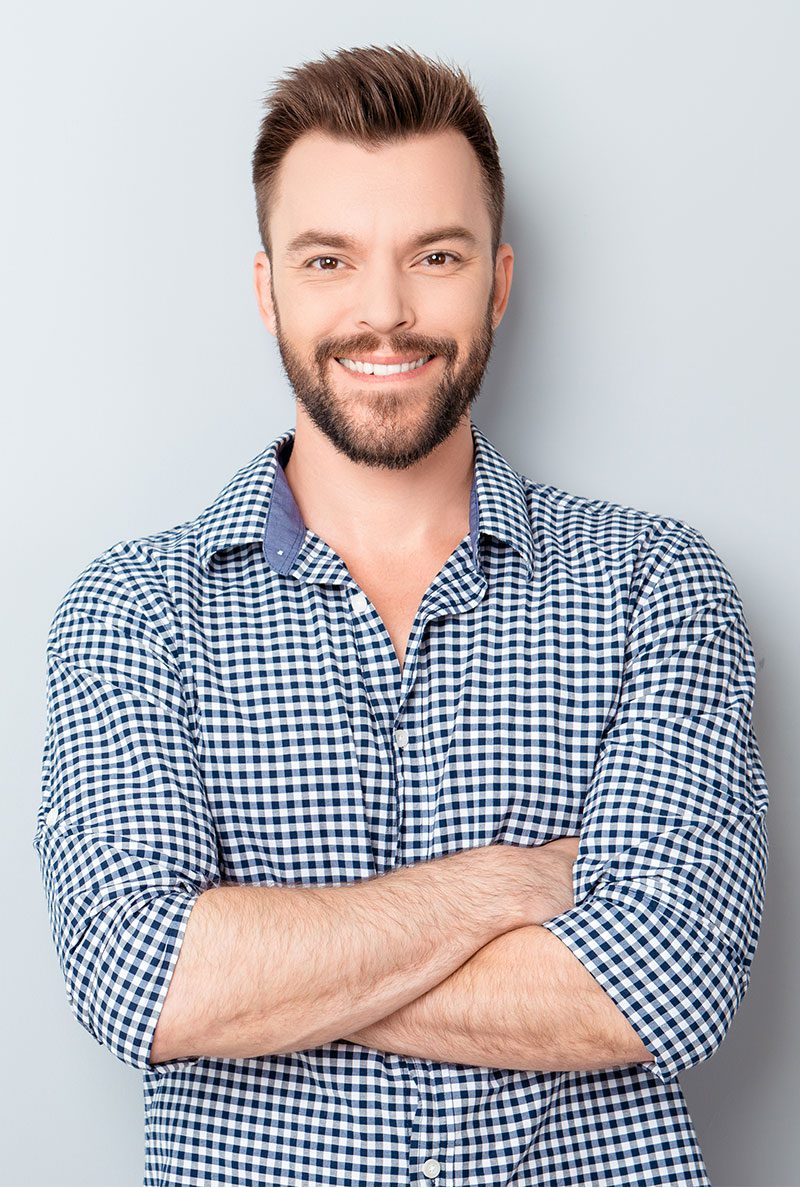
[284,224,479,258]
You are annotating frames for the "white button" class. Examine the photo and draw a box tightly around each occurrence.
[422,1158,441,1179]
[45,806,59,827]
[350,592,368,613]
[394,728,409,748]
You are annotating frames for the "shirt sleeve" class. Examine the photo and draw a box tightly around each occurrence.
[33,553,221,1073]
[539,525,769,1085]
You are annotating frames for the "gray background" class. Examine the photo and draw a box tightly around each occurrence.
[2,3,797,1185]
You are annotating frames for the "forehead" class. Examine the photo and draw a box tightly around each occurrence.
[270,129,490,246]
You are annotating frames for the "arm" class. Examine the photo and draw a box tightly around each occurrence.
[158,837,584,1064]
[343,923,654,1072]
[534,527,770,1085]
[151,845,526,1063]
[348,527,769,1083]
[33,555,550,1069]
[34,557,224,1073]
[339,838,652,1071]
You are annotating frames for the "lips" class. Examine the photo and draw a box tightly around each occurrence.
[340,353,431,364]
[333,355,438,382]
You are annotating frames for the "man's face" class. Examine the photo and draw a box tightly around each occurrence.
[254,129,513,470]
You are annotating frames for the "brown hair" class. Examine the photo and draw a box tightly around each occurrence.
[251,44,505,263]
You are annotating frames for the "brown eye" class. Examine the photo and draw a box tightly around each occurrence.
[308,256,342,271]
[422,252,458,267]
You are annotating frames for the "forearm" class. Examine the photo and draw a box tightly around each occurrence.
[343,923,654,1073]
[150,846,520,1064]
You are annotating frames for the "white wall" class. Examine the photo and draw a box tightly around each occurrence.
[2,3,796,1184]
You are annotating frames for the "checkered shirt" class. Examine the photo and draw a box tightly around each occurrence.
[34,421,769,1187]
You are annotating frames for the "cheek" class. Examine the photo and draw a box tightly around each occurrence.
[279,313,333,362]
[418,281,486,330]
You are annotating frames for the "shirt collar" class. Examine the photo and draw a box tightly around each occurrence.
[196,422,534,578]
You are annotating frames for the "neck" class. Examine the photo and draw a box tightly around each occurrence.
[282,412,475,559]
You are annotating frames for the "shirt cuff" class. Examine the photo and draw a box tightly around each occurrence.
[135,890,205,1075]
[73,887,206,1075]
[539,877,744,1084]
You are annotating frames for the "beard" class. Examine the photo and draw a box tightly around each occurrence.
[271,283,496,471]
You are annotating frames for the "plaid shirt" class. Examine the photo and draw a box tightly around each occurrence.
[34,421,768,1187]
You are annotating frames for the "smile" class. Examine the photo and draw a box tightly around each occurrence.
[334,354,436,378]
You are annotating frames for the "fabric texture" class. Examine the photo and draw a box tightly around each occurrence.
[34,421,768,1187]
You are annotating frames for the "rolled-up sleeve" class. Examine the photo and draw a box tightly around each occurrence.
[540,526,769,1085]
[33,554,220,1072]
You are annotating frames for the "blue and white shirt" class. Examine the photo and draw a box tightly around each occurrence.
[34,421,769,1187]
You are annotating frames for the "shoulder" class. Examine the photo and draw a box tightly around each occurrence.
[46,434,284,646]
[523,473,688,553]
[520,473,739,599]
[46,516,202,660]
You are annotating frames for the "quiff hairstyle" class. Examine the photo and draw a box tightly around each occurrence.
[251,44,505,263]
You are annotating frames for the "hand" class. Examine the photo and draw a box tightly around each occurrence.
[480,835,581,929]
[534,836,581,923]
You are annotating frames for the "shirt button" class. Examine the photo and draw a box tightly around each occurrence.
[350,592,368,614]
[422,1158,442,1179]
[394,727,409,748]
[45,806,59,827]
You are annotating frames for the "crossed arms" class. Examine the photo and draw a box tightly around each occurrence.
[35,526,768,1081]
[148,839,653,1073]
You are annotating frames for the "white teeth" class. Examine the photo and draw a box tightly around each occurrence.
[336,355,432,375]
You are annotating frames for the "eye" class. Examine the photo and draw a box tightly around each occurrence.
[304,251,460,271]
[306,256,344,271]
[421,251,459,267]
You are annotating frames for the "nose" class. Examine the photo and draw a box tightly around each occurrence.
[353,258,415,336]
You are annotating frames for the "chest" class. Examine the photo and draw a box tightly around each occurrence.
[342,552,454,672]
[192,548,625,885]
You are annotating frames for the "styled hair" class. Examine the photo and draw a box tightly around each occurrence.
[251,44,505,262]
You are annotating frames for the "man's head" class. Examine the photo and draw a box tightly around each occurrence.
[251,45,514,470]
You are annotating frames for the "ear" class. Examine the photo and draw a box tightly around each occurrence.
[491,244,514,329]
[254,251,277,336]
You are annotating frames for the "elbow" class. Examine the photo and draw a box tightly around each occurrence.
[599,999,658,1069]
[59,890,204,1071]
[148,957,202,1066]
[619,1031,657,1067]
[149,999,180,1066]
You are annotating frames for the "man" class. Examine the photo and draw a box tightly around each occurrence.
[35,44,768,1188]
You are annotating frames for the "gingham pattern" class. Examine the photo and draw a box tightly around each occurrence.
[33,421,769,1187]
